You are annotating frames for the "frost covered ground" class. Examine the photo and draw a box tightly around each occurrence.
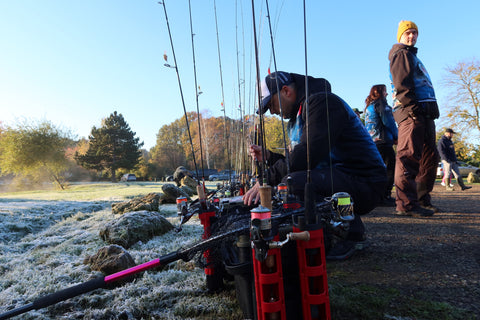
[0,183,243,320]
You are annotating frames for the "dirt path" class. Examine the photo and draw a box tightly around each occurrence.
[327,183,480,318]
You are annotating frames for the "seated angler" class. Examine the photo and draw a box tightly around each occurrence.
[243,71,387,260]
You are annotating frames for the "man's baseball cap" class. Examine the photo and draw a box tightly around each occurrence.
[352,108,363,114]
[445,128,456,134]
[258,71,293,114]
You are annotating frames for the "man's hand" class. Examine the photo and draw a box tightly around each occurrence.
[249,144,269,162]
[243,181,261,205]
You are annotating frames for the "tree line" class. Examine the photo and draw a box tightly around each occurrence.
[0,110,287,190]
[1,59,479,190]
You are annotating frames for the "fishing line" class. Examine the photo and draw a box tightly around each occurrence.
[235,0,245,180]
[302,0,311,184]
[265,0,290,176]
[159,0,200,184]
[213,0,232,181]
[266,0,285,70]
[187,0,206,182]
[301,0,334,195]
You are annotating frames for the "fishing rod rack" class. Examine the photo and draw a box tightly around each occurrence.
[171,180,354,320]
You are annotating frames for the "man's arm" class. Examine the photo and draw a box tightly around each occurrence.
[390,49,417,109]
[437,138,447,161]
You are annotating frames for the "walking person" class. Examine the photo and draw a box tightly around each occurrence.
[437,128,472,191]
[364,84,398,206]
[389,20,440,217]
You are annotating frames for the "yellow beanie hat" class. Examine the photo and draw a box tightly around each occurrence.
[397,20,418,42]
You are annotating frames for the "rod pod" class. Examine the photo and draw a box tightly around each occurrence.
[195,183,223,292]
[250,205,286,320]
[292,209,331,319]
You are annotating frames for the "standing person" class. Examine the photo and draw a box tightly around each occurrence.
[437,128,472,191]
[243,71,387,260]
[364,84,398,206]
[389,20,440,217]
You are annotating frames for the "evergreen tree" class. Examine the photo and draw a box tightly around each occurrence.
[75,111,143,182]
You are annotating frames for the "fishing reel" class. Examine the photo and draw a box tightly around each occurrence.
[250,205,273,262]
[330,192,354,222]
[175,195,212,232]
[323,192,355,238]
[175,196,191,232]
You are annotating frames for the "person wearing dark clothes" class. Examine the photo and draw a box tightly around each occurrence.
[364,84,398,206]
[437,128,472,191]
[243,71,386,260]
[389,20,440,217]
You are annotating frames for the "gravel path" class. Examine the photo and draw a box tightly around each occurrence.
[328,182,480,317]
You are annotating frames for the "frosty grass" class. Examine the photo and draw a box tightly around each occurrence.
[0,182,243,319]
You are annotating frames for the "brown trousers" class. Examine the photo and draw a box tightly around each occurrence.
[394,115,439,211]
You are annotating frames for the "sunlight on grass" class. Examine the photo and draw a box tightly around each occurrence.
[0,182,165,201]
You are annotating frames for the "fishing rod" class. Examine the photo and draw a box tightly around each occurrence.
[234,0,248,184]
[0,202,326,320]
[301,0,316,225]
[159,0,201,187]
[250,0,268,187]
[264,0,290,176]
[0,226,243,320]
[187,0,207,184]
[213,0,232,186]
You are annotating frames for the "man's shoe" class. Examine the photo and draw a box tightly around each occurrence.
[461,186,472,191]
[394,210,412,216]
[395,206,434,217]
[326,241,356,261]
[420,204,440,213]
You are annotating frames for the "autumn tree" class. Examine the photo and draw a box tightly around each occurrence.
[0,120,73,189]
[442,59,480,137]
[150,111,290,178]
[150,115,191,176]
[75,111,143,182]
[263,116,290,153]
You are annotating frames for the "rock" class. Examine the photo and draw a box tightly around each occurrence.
[180,185,195,197]
[99,210,174,248]
[181,176,198,192]
[112,193,162,214]
[467,172,480,183]
[83,245,136,275]
[160,183,190,204]
[173,166,193,186]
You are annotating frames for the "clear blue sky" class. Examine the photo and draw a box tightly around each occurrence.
[1,0,479,150]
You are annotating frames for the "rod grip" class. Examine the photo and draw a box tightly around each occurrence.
[197,184,206,200]
[32,276,106,310]
[289,231,310,242]
[259,185,272,210]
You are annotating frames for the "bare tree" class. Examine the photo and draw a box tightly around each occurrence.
[442,59,480,136]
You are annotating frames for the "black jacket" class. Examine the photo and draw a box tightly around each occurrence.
[388,43,439,123]
[266,73,385,186]
[437,135,457,163]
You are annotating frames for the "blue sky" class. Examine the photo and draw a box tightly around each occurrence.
[1,0,479,150]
